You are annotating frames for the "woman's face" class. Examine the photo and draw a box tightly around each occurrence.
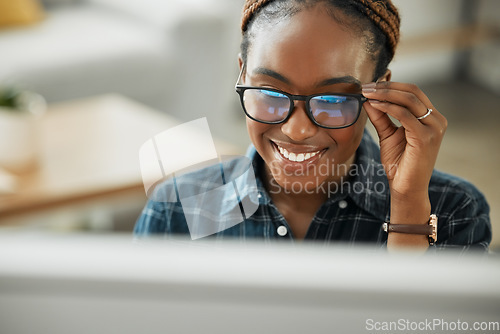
[242,4,377,194]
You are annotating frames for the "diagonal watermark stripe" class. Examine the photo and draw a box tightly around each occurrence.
[139,118,259,240]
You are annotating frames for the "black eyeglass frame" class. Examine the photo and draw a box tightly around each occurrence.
[235,65,368,130]
[235,85,368,129]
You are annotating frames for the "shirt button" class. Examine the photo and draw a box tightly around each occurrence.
[257,193,262,199]
[277,225,288,237]
[339,200,348,209]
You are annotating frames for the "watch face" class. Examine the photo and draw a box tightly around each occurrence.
[429,214,438,244]
[382,223,389,233]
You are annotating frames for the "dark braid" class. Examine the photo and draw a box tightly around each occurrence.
[240,0,401,80]
[357,0,400,53]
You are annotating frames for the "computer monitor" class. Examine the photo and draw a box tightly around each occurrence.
[1,232,499,334]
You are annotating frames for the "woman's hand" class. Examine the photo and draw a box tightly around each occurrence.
[362,81,447,249]
[362,81,447,199]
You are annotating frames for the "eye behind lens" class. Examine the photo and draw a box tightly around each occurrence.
[243,89,291,123]
[310,96,359,128]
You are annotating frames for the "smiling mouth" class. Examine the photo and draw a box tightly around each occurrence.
[272,142,325,163]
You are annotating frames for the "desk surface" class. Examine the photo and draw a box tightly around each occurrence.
[0,94,241,219]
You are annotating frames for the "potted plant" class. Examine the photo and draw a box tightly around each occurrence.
[0,86,46,173]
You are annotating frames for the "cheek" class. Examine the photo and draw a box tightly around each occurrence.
[328,111,367,150]
[246,119,272,148]
[246,119,259,143]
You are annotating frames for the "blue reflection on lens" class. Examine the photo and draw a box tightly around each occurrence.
[261,90,287,98]
[315,95,347,104]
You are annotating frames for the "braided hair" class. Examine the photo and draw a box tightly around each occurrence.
[240,0,401,81]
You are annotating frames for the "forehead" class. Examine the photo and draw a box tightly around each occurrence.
[246,4,375,89]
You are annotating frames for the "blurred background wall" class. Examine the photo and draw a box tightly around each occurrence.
[0,0,499,249]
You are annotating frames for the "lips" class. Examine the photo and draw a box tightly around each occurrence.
[271,140,327,164]
[276,145,320,162]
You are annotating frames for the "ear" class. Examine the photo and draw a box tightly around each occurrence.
[238,53,243,71]
[377,69,392,82]
[237,53,246,84]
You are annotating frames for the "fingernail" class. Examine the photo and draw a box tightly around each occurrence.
[362,82,376,88]
[368,100,383,104]
[362,88,376,93]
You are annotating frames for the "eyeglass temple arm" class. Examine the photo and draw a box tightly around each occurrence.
[235,64,246,88]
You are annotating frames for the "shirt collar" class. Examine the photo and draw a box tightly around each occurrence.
[216,152,265,217]
[245,145,271,205]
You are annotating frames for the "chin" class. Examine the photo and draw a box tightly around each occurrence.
[266,162,335,196]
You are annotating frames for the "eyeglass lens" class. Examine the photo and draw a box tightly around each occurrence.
[242,89,360,128]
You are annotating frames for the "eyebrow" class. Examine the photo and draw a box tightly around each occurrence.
[318,76,362,89]
[252,67,362,89]
[252,67,291,84]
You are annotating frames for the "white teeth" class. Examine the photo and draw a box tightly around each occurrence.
[276,145,320,162]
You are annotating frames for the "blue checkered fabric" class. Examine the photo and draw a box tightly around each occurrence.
[134,131,491,251]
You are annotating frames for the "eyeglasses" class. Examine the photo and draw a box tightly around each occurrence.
[235,67,367,129]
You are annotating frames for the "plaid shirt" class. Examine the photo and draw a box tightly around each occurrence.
[134,131,491,251]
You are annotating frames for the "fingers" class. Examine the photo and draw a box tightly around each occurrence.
[363,100,398,141]
[366,81,434,110]
[362,81,447,132]
[367,100,423,133]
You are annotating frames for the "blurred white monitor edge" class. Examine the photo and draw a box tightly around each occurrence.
[0,232,499,334]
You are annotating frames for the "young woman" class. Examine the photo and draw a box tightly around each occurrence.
[135,0,491,251]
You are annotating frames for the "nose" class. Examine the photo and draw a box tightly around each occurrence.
[281,101,318,141]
